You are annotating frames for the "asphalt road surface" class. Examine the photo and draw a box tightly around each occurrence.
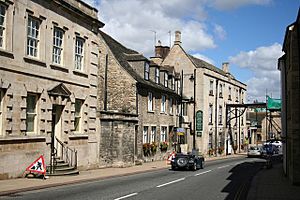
[1,157,265,200]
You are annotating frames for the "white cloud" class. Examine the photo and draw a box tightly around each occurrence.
[213,24,226,40]
[192,53,215,65]
[229,43,284,102]
[208,0,272,10]
[96,0,216,57]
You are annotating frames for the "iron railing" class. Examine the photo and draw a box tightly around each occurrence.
[55,137,77,169]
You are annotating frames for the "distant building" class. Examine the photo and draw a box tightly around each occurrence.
[0,0,104,179]
[162,31,247,156]
[278,9,300,185]
[246,108,281,145]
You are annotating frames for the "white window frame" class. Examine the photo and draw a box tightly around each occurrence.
[160,126,167,142]
[169,97,173,115]
[27,16,40,57]
[218,106,222,125]
[171,77,175,90]
[219,84,223,97]
[164,73,168,87]
[148,92,153,112]
[228,87,232,100]
[26,93,38,134]
[52,27,64,65]
[209,104,213,124]
[144,62,149,80]
[209,80,214,95]
[75,36,84,71]
[155,67,160,84]
[177,80,181,94]
[208,133,212,149]
[150,126,156,143]
[143,126,149,143]
[74,99,83,133]
[0,4,6,49]
[161,95,166,113]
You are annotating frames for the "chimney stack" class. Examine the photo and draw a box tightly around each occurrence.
[174,30,181,45]
[222,62,229,74]
[155,40,170,59]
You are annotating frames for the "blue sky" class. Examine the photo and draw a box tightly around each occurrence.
[84,0,299,102]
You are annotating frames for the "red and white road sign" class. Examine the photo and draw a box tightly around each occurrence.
[25,155,46,175]
[166,152,176,164]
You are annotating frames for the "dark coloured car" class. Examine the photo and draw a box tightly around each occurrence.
[171,153,204,171]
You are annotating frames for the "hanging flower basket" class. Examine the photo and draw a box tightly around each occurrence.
[160,142,168,151]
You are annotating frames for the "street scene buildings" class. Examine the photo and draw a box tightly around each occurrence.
[278,9,300,185]
[0,1,298,190]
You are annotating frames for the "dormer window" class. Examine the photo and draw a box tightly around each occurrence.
[144,62,149,80]
[164,72,168,87]
[155,67,160,84]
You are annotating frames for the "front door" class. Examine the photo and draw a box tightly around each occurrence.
[51,105,63,158]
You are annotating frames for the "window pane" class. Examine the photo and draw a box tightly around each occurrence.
[27,95,36,113]
[75,37,84,70]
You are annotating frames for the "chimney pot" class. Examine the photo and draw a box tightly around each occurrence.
[222,62,229,74]
[174,30,181,45]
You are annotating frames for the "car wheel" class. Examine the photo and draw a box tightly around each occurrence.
[192,162,197,171]
[177,157,188,167]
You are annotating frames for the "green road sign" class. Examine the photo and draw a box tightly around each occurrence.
[267,96,281,110]
[196,110,203,131]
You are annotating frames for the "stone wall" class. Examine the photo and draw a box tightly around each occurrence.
[99,112,138,167]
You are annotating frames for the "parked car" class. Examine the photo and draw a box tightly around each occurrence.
[247,146,263,157]
[171,153,204,171]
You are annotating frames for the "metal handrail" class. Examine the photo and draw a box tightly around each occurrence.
[55,137,77,169]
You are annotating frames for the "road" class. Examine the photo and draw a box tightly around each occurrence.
[1,157,265,200]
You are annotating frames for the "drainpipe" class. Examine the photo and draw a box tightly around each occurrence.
[104,54,108,111]
[215,79,219,156]
[193,69,196,150]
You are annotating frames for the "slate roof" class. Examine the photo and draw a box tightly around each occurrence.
[99,31,179,96]
[187,54,227,77]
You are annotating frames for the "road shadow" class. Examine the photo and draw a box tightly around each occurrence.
[221,157,283,200]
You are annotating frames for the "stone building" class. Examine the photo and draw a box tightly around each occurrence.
[0,0,104,179]
[246,108,281,145]
[278,9,300,185]
[98,32,181,165]
[161,31,247,156]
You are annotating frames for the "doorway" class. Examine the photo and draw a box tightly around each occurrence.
[51,105,63,158]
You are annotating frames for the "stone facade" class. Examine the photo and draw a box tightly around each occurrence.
[162,31,247,156]
[98,32,180,164]
[278,9,300,185]
[0,0,104,178]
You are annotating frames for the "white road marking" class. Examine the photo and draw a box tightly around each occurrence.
[156,178,185,188]
[194,170,212,176]
[114,193,138,200]
[218,165,230,169]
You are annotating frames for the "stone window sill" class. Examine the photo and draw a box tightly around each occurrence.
[0,49,14,59]
[24,56,46,67]
[50,63,69,73]
[73,70,88,78]
[69,134,88,140]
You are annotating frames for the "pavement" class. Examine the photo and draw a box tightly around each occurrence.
[0,153,299,199]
